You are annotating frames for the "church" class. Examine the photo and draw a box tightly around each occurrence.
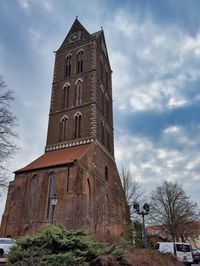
[1,19,127,240]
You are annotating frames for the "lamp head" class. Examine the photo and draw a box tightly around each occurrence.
[143,203,150,213]
[133,203,140,212]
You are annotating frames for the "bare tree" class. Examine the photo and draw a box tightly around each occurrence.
[120,166,143,217]
[177,221,200,243]
[150,180,199,242]
[118,166,145,242]
[0,76,17,191]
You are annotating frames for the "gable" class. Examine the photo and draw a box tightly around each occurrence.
[58,18,92,52]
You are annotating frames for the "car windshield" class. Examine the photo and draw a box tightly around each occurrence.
[0,239,13,244]
[176,244,191,252]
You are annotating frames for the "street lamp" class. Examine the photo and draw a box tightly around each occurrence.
[51,194,57,224]
[133,202,150,248]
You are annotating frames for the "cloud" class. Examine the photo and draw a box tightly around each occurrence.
[115,123,200,203]
[105,9,200,113]
[18,0,54,12]
[43,0,53,12]
[18,0,32,9]
[108,8,200,206]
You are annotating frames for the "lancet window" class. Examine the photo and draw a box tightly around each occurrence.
[60,115,68,142]
[47,173,56,219]
[63,83,70,109]
[77,50,83,74]
[105,166,108,182]
[65,54,71,78]
[74,79,82,106]
[29,174,39,219]
[74,112,82,139]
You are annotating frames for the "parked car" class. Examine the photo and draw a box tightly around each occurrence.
[155,242,193,266]
[192,248,200,264]
[0,238,16,257]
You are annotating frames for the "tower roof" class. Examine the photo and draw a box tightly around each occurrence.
[58,18,92,51]
[15,144,92,173]
[68,18,90,36]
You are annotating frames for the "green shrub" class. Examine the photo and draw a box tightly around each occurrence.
[7,226,125,266]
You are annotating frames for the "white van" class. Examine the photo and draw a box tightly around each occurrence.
[155,242,193,265]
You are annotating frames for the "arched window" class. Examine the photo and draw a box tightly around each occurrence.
[105,166,108,182]
[86,178,91,216]
[74,80,82,106]
[29,174,39,219]
[65,54,71,78]
[63,84,70,109]
[106,129,110,151]
[106,194,110,224]
[87,179,91,204]
[106,96,109,119]
[60,115,68,142]
[100,85,104,114]
[101,121,105,145]
[74,112,82,139]
[77,50,83,74]
[47,173,56,219]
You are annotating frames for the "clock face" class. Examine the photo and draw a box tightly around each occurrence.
[68,31,81,44]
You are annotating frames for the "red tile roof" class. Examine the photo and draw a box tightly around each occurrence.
[15,144,91,173]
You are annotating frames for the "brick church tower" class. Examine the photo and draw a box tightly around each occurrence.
[1,19,127,240]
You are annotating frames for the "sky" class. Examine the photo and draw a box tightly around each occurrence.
[0,0,200,217]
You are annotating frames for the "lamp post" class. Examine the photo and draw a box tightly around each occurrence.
[133,202,150,248]
[51,194,57,224]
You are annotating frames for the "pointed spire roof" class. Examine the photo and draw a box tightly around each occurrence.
[67,18,90,37]
[57,18,92,52]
